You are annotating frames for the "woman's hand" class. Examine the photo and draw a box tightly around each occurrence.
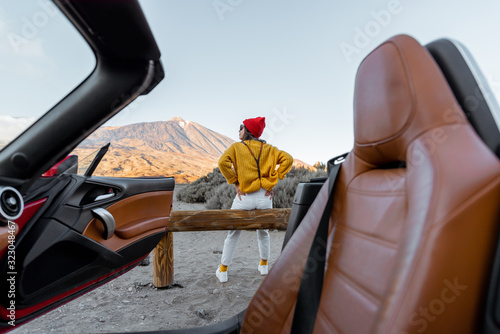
[265,189,275,199]
[235,183,246,200]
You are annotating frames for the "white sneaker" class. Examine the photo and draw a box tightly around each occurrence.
[258,264,268,275]
[216,268,228,283]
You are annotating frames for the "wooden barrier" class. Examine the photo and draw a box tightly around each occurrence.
[152,208,291,288]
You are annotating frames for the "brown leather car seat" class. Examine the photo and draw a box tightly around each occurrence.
[241,34,500,334]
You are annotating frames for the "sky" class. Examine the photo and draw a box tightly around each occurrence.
[1,0,500,165]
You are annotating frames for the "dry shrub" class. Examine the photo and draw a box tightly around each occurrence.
[177,166,327,209]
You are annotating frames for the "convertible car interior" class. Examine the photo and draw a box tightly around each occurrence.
[0,1,499,333]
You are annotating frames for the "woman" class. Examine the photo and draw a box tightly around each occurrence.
[216,116,293,283]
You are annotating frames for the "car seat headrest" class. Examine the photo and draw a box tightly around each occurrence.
[353,34,468,166]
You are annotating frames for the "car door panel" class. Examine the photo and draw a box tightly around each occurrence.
[45,176,174,232]
[83,190,173,251]
[0,173,174,326]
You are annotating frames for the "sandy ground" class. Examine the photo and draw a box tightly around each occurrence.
[11,186,285,334]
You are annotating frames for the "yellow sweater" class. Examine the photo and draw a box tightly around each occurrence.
[218,140,293,193]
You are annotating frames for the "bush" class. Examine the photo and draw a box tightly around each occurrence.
[205,183,235,209]
[272,177,302,208]
[272,166,327,208]
[177,165,328,209]
[176,168,227,203]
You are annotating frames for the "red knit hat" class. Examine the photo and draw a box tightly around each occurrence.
[243,117,266,138]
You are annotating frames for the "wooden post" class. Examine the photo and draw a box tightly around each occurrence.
[153,231,174,288]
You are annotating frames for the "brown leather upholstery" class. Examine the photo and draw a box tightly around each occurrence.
[0,222,18,255]
[83,190,172,251]
[241,35,500,334]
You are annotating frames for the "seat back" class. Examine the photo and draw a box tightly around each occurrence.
[424,38,500,334]
[426,38,500,158]
[241,34,500,334]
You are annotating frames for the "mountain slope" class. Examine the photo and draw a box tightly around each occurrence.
[80,117,233,159]
[72,117,312,183]
[73,117,234,183]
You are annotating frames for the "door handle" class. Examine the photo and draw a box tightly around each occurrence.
[91,208,115,240]
[94,193,115,201]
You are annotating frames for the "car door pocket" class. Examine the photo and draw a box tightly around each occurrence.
[91,208,115,240]
[114,217,168,239]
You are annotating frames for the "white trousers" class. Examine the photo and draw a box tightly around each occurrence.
[221,188,272,266]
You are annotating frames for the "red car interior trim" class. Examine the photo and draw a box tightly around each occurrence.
[0,255,145,321]
[0,198,47,259]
